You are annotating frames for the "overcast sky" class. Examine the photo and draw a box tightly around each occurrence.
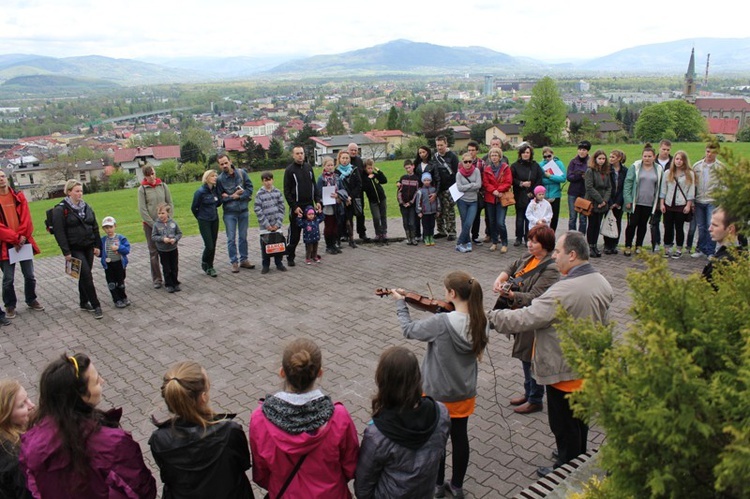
[1,0,747,62]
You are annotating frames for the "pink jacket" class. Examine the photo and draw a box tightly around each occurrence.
[249,401,359,499]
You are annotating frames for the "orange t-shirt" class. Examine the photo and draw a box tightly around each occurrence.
[552,379,584,392]
[0,191,19,232]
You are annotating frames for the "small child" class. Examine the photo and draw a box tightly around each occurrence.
[398,160,420,246]
[526,185,553,227]
[297,206,324,265]
[362,159,388,245]
[316,157,340,255]
[99,216,131,308]
[151,202,182,293]
[416,172,440,246]
[253,171,287,274]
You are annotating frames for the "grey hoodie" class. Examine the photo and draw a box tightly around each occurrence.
[397,300,483,402]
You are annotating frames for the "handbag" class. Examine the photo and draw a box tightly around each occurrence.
[500,187,515,207]
[574,197,593,216]
[600,209,619,239]
[260,231,286,254]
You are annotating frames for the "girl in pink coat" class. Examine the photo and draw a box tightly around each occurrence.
[249,338,359,499]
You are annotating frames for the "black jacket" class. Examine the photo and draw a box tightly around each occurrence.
[609,165,628,207]
[149,415,253,499]
[52,200,100,255]
[362,170,388,204]
[283,162,319,213]
[0,441,32,499]
[511,159,544,203]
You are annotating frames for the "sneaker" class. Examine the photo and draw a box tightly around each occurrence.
[314,255,322,263]
[93,307,103,319]
[207,268,218,277]
[490,244,497,251]
[434,483,447,498]
[456,244,470,253]
[447,235,456,242]
[653,244,661,253]
[173,284,181,292]
[287,259,296,267]
[691,250,704,258]
[232,262,240,273]
[28,300,45,311]
[483,235,491,243]
[624,247,632,256]
[124,299,132,307]
[500,245,508,253]
[80,303,95,312]
[447,482,465,499]
[434,233,447,239]
[663,248,672,258]
[166,286,175,293]
[153,282,162,289]
[465,242,472,252]
[472,238,483,246]
[514,239,522,247]
[276,264,288,272]
[326,247,336,254]
[261,267,270,275]
[305,259,312,265]
[5,306,16,319]
[115,300,127,309]
[240,260,255,269]
[0,316,10,326]
[635,247,642,255]
[673,250,682,259]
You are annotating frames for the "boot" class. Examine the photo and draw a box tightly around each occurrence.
[590,244,601,258]
[382,234,389,246]
[349,237,358,248]
[593,245,601,257]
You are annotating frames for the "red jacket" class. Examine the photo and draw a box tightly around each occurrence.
[0,188,40,261]
[250,400,358,499]
[483,163,513,204]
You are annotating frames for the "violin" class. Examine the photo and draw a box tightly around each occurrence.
[375,288,455,314]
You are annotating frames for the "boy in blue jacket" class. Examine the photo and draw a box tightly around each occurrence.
[100,216,131,308]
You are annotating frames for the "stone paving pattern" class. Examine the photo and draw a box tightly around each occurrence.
[0,214,705,498]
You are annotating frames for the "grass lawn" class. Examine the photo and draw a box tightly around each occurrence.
[29,141,750,257]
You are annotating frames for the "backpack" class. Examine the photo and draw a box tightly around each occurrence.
[434,155,454,190]
[45,201,66,235]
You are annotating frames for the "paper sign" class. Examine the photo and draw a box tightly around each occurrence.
[8,244,33,264]
[544,160,563,177]
[449,183,464,202]
[322,186,337,206]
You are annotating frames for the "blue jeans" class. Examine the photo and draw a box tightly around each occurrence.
[2,259,37,308]
[456,199,478,245]
[223,210,249,264]
[568,195,587,234]
[523,360,545,405]
[486,202,508,245]
[694,202,716,256]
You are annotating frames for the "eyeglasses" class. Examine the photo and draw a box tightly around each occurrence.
[543,155,552,159]
[462,160,473,164]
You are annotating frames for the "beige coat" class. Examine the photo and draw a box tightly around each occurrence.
[488,263,613,385]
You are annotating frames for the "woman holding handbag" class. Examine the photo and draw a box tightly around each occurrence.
[659,151,695,258]
[510,143,544,246]
[584,150,612,257]
[483,147,513,253]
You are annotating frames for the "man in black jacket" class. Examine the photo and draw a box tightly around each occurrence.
[283,146,321,266]
[348,142,370,242]
[433,136,459,241]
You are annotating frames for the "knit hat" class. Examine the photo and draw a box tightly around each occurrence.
[533,186,546,196]
[305,206,315,216]
[101,216,116,227]
[421,172,432,182]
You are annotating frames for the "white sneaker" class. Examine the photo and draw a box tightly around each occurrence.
[653,244,661,253]
[691,251,704,258]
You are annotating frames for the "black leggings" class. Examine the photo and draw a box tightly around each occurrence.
[437,416,469,488]
[586,211,603,245]
[625,205,652,248]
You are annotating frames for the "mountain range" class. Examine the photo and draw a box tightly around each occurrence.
[1,38,748,89]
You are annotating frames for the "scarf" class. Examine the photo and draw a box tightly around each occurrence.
[337,164,353,178]
[64,196,87,219]
[141,177,162,187]
[262,391,334,434]
[459,163,476,178]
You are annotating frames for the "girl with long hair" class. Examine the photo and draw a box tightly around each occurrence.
[510,144,544,246]
[149,361,253,498]
[604,150,628,254]
[19,353,155,498]
[391,271,489,498]
[0,379,34,498]
[659,150,695,258]
[335,151,362,248]
[623,144,664,256]
[354,347,450,498]
[249,338,359,499]
[584,149,612,257]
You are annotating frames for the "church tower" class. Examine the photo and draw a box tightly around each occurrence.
[684,48,696,101]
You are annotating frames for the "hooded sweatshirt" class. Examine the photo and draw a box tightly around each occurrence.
[249,390,359,499]
[396,301,483,402]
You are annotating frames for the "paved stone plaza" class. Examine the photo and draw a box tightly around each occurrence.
[0,216,705,498]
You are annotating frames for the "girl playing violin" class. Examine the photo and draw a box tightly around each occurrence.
[390,271,488,499]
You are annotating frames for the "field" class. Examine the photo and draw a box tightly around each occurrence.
[29,141,750,257]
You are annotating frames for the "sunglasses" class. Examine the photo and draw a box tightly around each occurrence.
[543,155,552,159]
[462,160,473,164]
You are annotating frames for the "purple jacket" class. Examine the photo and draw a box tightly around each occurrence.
[566,155,590,198]
[19,416,156,499]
